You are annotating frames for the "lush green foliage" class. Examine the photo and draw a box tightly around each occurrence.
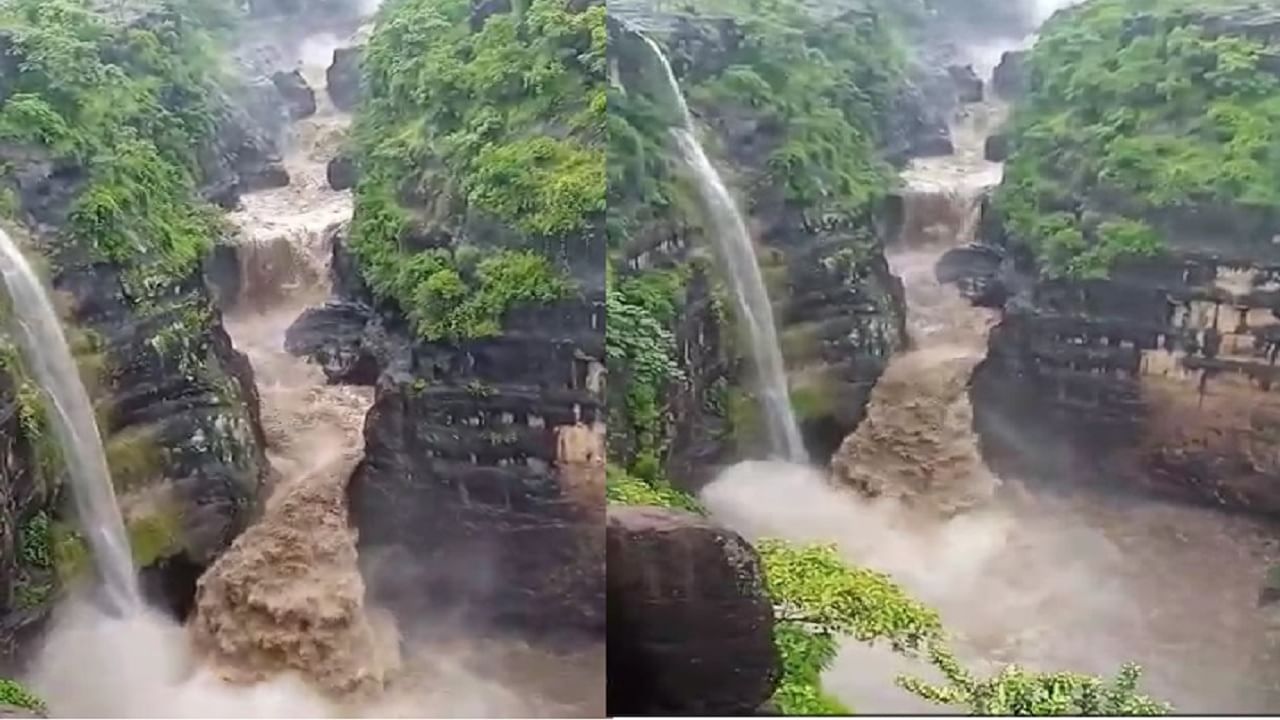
[0,678,44,713]
[605,263,686,466]
[0,0,231,298]
[900,644,1171,715]
[758,540,943,714]
[998,0,1280,277]
[350,0,603,339]
[604,463,703,514]
[683,0,902,217]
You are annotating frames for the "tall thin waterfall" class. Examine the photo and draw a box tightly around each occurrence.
[640,34,807,462]
[0,229,139,614]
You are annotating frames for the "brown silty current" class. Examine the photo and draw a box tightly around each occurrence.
[830,102,1005,513]
[188,54,401,697]
[185,41,607,717]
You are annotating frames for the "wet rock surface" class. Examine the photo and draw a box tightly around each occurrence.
[947,64,984,104]
[992,50,1028,100]
[270,69,318,120]
[610,18,909,470]
[966,203,1280,517]
[983,133,1009,162]
[0,72,276,629]
[606,506,779,716]
[343,299,606,642]
[0,366,57,661]
[327,46,363,112]
[326,153,357,191]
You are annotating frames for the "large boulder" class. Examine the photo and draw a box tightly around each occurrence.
[992,50,1028,100]
[270,70,317,120]
[984,133,1010,162]
[326,153,357,191]
[947,64,984,104]
[606,506,780,716]
[327,46,363,112]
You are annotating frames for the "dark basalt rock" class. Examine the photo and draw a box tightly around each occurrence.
[284,301,387,385]
[326,153,357,191]
[607,18,908,475]
[298,231,608,644]
[992,50,1028,100]
[947,64,984,104]
[883,82,954,162]
[606,506,779,716]
[0,367,57,663]
[203,241,242,313]
[197,93,290,208]
[270,69,317,120]
[984,133,1010,162]
[327,46,363,112]
[937,244,1009,308]
[972,196,1280,518]
[0,97,270,644]
[55,259,267,567]
[347,304,606,642]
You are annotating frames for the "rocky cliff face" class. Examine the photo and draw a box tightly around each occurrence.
[963,4,1280,517]
[0,6,283,631]
[971,219,1280,518]
[610,14,910,467]
[288,230,607,642]
[286,5,608,645]
[0,354,59,664]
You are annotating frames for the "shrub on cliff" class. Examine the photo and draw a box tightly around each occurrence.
[349,0,605,340]
[0,0,232,299]
[0,678,44,714]
[997,0,1280,277]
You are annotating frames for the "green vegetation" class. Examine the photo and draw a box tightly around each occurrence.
[51,507,179,579]
[349,0,603,340]
[997,0,1280,277]
[605,463,703,514]
[684,0,902,217]
[14,511,54,609]
[608,478,1170,715]
[605,264,686,468]
[606,0,912,476]
[0,0,234,299]
[0,678,45,713]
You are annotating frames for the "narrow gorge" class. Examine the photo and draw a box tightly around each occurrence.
[0,0,605,716]
[607,0,1280,714]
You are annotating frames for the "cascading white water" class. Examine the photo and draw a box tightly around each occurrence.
[640,34,807,462]
[0,230,140,615]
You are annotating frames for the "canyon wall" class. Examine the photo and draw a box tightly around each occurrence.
[288,0,608,643]
[964,1,1280,517]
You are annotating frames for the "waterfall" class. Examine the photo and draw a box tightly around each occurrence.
[640,34,807,462]
[0,229,140,614]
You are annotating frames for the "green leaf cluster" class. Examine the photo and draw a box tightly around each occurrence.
[900,644,1171,715]
[683,0,902,218]
[0,678,44,713]
[998,0,1280,277]
[605,264,686,466]
[604,463,703,514]
[349,0,603,339]
[0,0,232,298]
